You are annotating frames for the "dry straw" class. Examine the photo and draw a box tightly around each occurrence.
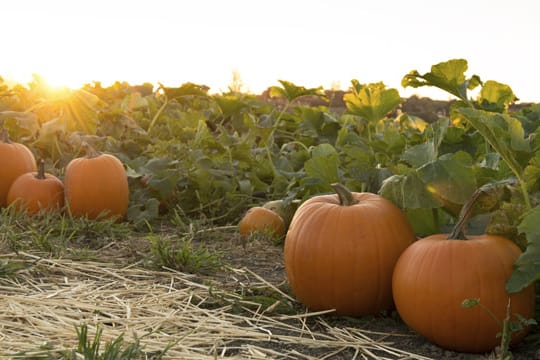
[0,252,431,359]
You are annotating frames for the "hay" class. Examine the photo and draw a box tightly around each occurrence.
[0,252,432,359]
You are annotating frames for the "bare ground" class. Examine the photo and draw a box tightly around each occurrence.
[0,231,539,359]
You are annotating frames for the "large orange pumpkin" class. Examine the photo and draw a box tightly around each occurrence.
[284,183,416,316]
[0,129,37,206]
[392,188,536,353]
[7,159,64,214]
[64,142,129,220]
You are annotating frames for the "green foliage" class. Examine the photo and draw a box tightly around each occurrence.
[1,58,539,297]
[0,207,132,256]
[269,80,327,104]
[344,80,401,123]
[147,233,223,275]
[402,58,482,101]
[507,206,540,292]
[402,58,540,292]
[69,323,168,360]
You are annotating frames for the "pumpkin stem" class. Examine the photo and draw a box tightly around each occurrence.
[35,159,47,180]
[81,141,101,158]
[331,183,359,206]
[0,128,11,143]
[447,183,499,240]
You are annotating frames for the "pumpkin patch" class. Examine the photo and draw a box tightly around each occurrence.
[0,59,539,357]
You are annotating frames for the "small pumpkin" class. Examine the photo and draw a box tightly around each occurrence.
[7,159,64,214]
[284,183,415,316]
[238,206,285,238]
[262,199,301,229]
[64,142,129,220]
[0,129,37,206]
[392,186,536,353]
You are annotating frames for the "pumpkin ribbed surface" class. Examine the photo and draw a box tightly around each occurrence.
[392,234,535,353]
[0,136,37,206]
[64,153,129,220]
[284,188,415,316]
[239,206,285,238]
[7,160,64,214]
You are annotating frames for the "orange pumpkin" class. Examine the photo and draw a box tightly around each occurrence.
[239,206,285,238]
[7,159,64,214]
[0,129,37,206]
[392,187,536,353]
[284,183,416,316]
[64,142,129,220]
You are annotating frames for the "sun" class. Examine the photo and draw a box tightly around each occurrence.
[36,71,87,91]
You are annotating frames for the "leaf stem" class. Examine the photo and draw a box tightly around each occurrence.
[147,98,169,133]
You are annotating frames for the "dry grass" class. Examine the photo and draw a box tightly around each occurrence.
[0,252,432,359]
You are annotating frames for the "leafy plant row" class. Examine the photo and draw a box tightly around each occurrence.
[1,59,539,293]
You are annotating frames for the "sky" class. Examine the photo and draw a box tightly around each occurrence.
[2,0,540,102]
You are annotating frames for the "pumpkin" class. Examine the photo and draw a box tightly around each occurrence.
[392,187,536,353]
[238,206,285,238]
[64,142,129,220]
[284,183,416,316]
[7,159,64,214]
[262,199,301,229]
[0,129,37,206]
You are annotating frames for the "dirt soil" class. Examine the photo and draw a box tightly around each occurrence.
[210,234,540,360]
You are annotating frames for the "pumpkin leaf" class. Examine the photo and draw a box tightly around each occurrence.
[343,81,401,123]
[0,111,40,139]
[401,118,449,167]
[302,144,340,190]
[269,80,327,103]
[506,206,540,293]
[379,172,441,209]
[416,151,477,206]
[401,58,481,101]
[456,108,530,185]
[478,80,517,113]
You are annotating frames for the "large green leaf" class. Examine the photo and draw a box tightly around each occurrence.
[506,206,540,293]
[402,58,481,101]
[303,144,340,188]
[478,80,516,112]
[417,151,476,205]
[269,80,327,103]
[457,108,529,178]
[343,81,401,123]
[401,118,449,167]
[379,172,441,209]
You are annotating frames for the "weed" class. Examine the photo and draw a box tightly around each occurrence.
[462,298,537,359]
[148,233,223,275]
[0,207,132,256]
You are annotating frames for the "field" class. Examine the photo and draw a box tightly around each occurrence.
[1,59,540,359]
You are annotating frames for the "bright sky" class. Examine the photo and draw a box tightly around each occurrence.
[2,0,540,101]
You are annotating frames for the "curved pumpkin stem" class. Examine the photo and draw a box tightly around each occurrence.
[0,128,11,143]
[35,159,47,180]
[448,183,501,240]
[81,141,101,159]
[331,183,359,206]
